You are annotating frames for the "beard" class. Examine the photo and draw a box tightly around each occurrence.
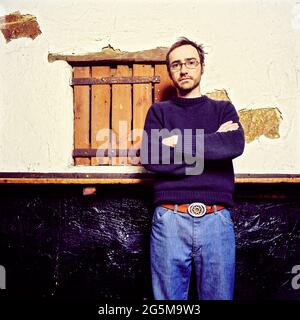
[174,77,200,95]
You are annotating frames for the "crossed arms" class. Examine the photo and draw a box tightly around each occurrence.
[162,120,239,147]
[140,102,245,175]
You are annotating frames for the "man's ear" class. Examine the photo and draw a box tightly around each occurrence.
[201,64,205,75]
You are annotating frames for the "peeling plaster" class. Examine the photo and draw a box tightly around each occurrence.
[205,89,231,101]
[239,107,282,143]
[0,11,41,42]
[205,90,282,144]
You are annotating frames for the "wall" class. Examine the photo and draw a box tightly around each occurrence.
[0,0,299,174]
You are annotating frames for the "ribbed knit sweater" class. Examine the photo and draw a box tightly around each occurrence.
[141,95,245,207]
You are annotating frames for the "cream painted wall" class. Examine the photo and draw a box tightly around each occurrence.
[0,0,299,173]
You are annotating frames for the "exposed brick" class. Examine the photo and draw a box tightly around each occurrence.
[0,11,41,42]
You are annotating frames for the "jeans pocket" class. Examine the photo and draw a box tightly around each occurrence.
[218,209,234,226]
[152,206,172,224]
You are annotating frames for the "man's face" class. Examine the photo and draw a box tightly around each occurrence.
[168,44,203,94]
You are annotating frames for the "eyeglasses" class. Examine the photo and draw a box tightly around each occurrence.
[169,58,200,72]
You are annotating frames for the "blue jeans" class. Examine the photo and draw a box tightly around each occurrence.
[150,205,235,300]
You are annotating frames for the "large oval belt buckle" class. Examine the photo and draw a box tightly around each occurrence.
[188,202,206,217]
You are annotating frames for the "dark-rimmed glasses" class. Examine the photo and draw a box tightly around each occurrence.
[169,58,200,72]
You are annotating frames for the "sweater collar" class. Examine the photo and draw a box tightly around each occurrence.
[171,95,208,107]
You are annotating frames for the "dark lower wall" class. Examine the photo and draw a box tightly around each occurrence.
[0,184,299,300]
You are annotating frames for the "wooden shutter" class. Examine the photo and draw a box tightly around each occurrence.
[72,63,175,166]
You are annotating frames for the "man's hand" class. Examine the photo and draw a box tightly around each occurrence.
[162,135,178,147]
[161,122,238,147]
[217,120,239,133]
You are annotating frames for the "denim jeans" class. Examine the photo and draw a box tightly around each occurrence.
[150,205,235,300]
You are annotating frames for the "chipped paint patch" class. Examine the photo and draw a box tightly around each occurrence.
[0,11,41,42]
[205,89,231,101]
[206,90,282,143]
[239,107,282,143]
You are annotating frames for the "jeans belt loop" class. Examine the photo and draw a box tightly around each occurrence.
[174,204,178,213]
[213,204,217,214]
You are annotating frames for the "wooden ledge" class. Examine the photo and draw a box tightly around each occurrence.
[0,173,300,184]
[48,46,168,64]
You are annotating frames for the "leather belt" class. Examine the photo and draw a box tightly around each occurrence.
[161,203,225,218]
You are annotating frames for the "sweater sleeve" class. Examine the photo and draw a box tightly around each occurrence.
[140,105,192,175]
[204,102,245,160]
[174,101,245,160]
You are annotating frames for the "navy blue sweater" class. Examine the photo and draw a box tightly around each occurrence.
[141,95,245,207]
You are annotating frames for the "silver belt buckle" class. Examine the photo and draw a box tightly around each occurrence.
[187,202,206,217]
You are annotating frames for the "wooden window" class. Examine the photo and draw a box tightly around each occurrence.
[72,68,176,166]
[72,63,175,167]
[57,48,176,167]
[72,61,176,166]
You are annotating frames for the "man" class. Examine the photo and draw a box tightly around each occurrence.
[141,37,245,300]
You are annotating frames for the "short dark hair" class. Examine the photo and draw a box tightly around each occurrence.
[166,37,206,74]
